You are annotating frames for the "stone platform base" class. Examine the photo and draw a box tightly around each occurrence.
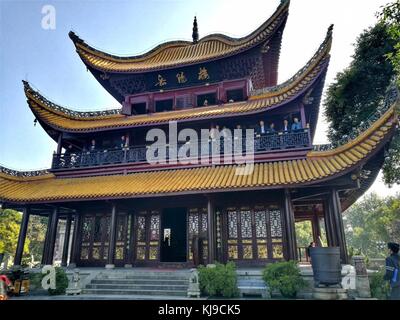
[312,287,348,300]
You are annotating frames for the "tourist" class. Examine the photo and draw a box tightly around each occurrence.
[291,117,302,131]
[89,139,96,152]
[256,120,267,135]
[268,122,276,134]
[384,242,400,300]
[306,242,316,262]
[282,119,289,132]
[119,135,128,149]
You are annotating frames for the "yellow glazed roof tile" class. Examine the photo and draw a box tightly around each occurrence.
[0,101,395,204]
[70,1,289,73]
[24,25,332,132]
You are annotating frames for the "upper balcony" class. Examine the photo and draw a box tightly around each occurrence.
[51,128,311,171]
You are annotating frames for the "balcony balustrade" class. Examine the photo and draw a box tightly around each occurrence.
[51,130,311,170]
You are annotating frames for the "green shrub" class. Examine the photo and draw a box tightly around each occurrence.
[198,262,239,298]
[41,267,69,295]
[29,272,43,290]
[370,269,390,300]
[262,260,307,298]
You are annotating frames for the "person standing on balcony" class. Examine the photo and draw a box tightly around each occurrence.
[282,119,290,132]
[256,120,266,135]
[291,117,302,131]
[90,139,96,152]
[384,242,400,300]
[119,135,128,149]
[268,122,276,134]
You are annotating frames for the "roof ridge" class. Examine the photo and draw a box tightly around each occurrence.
[69,0,289,71]
[249,24,333,99]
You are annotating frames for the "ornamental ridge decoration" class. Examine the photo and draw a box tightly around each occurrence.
[250,24,333,97]
[0,165,49,178]
[23,81,121,119]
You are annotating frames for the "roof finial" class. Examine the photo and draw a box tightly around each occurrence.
[192,16,199,44]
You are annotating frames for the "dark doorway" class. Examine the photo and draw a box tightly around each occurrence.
[155,99,173,112]
[226,88,244,102]
[197,92,216,106]
[161,207,187,262]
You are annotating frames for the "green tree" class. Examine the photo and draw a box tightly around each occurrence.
[0,209,29,262]
[323,22,399,184]
[23,215,48,266]
[344,193,400,258]
[380,0,400,82]
[295,220,313,247]
[379,0,400,185]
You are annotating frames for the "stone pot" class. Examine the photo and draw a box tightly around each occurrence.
[310,247,341,286]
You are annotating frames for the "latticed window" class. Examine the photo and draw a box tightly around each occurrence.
[187,208,208,262]
[79,214,112,264]
[226,205,283,261]
[135,211,160,261]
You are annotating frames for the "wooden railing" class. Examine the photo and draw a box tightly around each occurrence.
[51,130,311,170]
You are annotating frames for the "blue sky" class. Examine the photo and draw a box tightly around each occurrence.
[0,0,398,196]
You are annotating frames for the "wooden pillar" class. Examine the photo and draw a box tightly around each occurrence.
[329,188,349,264]
[207,198,216,264]
[41,212,53,265]
[300,103,306,128]
[69,213,81,267]
[283,189,297,260]
[61,215,72,267]
[14,207,30,266]
[127,212,135,266]
[56,133,63,154]
[323,200,336,247]
[46,207,59,265]
[311,206,321,245]
[106,203,117,268]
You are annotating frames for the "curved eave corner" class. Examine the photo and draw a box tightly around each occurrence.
[1,95,398,204]
[68,0,290,73]
[23,25,331,134]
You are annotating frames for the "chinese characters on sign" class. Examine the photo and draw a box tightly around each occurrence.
[176,71,187,84]
[155,74,167,87]
[198,67,210,80]
[154,67,211,89]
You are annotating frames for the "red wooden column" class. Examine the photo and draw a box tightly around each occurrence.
[283,189,297,260]
[14,207,30,266]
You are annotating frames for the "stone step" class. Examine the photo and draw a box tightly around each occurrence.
[97,276,186,280]
[91,279,188,285]
[86,283,188,291]
[83,288,187,296]
[97,273,190,279]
